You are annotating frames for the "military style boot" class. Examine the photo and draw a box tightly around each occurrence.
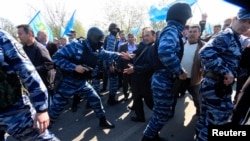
[0,130,6,141]
[99,117,115,129]
[107,96,120,105]
[141,133,165,141]
[71,94,81,112]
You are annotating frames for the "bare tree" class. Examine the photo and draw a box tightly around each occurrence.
[149,0,171,31]
[23,0,170,39]
[40,0,68,38]
[150,21,166,31]
[0,17,17,37]
[97,0,149,35]
[92,0,172,38]
[26,1,85,39]
[74,20,86,38]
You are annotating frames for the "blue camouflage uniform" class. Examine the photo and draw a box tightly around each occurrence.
[91,63,102,95]
[143,20,185,138]
[195,27,241,141]
[0,29,58,140]
[105,34,119,99]
[49,39,122,121]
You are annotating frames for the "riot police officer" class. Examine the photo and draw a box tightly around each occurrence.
[103,23,121,105]
[196,9,250,141]
[0,29,59,141]
[49,27,129,129]
[142,2,192,140]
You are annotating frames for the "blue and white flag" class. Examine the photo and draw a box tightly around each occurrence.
[203,22,213,35]
[149,5,169,22]
[131,23,142,36]
[63,10,76,36]
[149,0,198,22]
[29,11,53,41]
[60,26,65,37]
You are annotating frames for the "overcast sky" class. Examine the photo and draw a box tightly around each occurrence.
[0,0,240,29]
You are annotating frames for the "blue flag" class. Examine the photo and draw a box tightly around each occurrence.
[149,5,169,22]
[203,22,213,35]
[63,10,76,36]
[60,26,65,37]
[149,0,197,22]
[131,23,142,36]
[29,11,53,41]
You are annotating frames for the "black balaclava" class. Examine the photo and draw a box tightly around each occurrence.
[87,27,105,50]
[108,23,120,36]
[166,2,192,25]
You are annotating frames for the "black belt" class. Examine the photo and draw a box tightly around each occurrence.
[62,70,92,80]
[205,72,221,80]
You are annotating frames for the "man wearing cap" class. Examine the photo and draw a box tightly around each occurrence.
[141,2,192,140]
[195,8,250,141]
[67,30,77,43]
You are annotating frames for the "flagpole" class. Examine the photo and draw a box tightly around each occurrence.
[28,11,41,24]
[196,2,203,14]
[189,3,197,24]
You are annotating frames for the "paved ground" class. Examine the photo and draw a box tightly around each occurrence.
[7,81,249,141]
[7,88,198,141]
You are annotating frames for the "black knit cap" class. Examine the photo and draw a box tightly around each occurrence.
[166,2,192,25]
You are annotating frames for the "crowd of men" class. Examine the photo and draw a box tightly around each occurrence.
[1,1,250,141]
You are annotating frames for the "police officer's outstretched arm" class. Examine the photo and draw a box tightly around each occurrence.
[99,48,131,61]
[0,29,50,133]
[86,27,130,63]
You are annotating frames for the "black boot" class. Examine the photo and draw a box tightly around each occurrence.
[141,135,155,141]
[0,130,6,141]
[141,134,163,141]
[99,117,115,129]
[85,101,91,109]
[128,105,135,110]
[107,97,120,105]
[100,88,107,93]
[71,94,81,112]
[123,93,129,101]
